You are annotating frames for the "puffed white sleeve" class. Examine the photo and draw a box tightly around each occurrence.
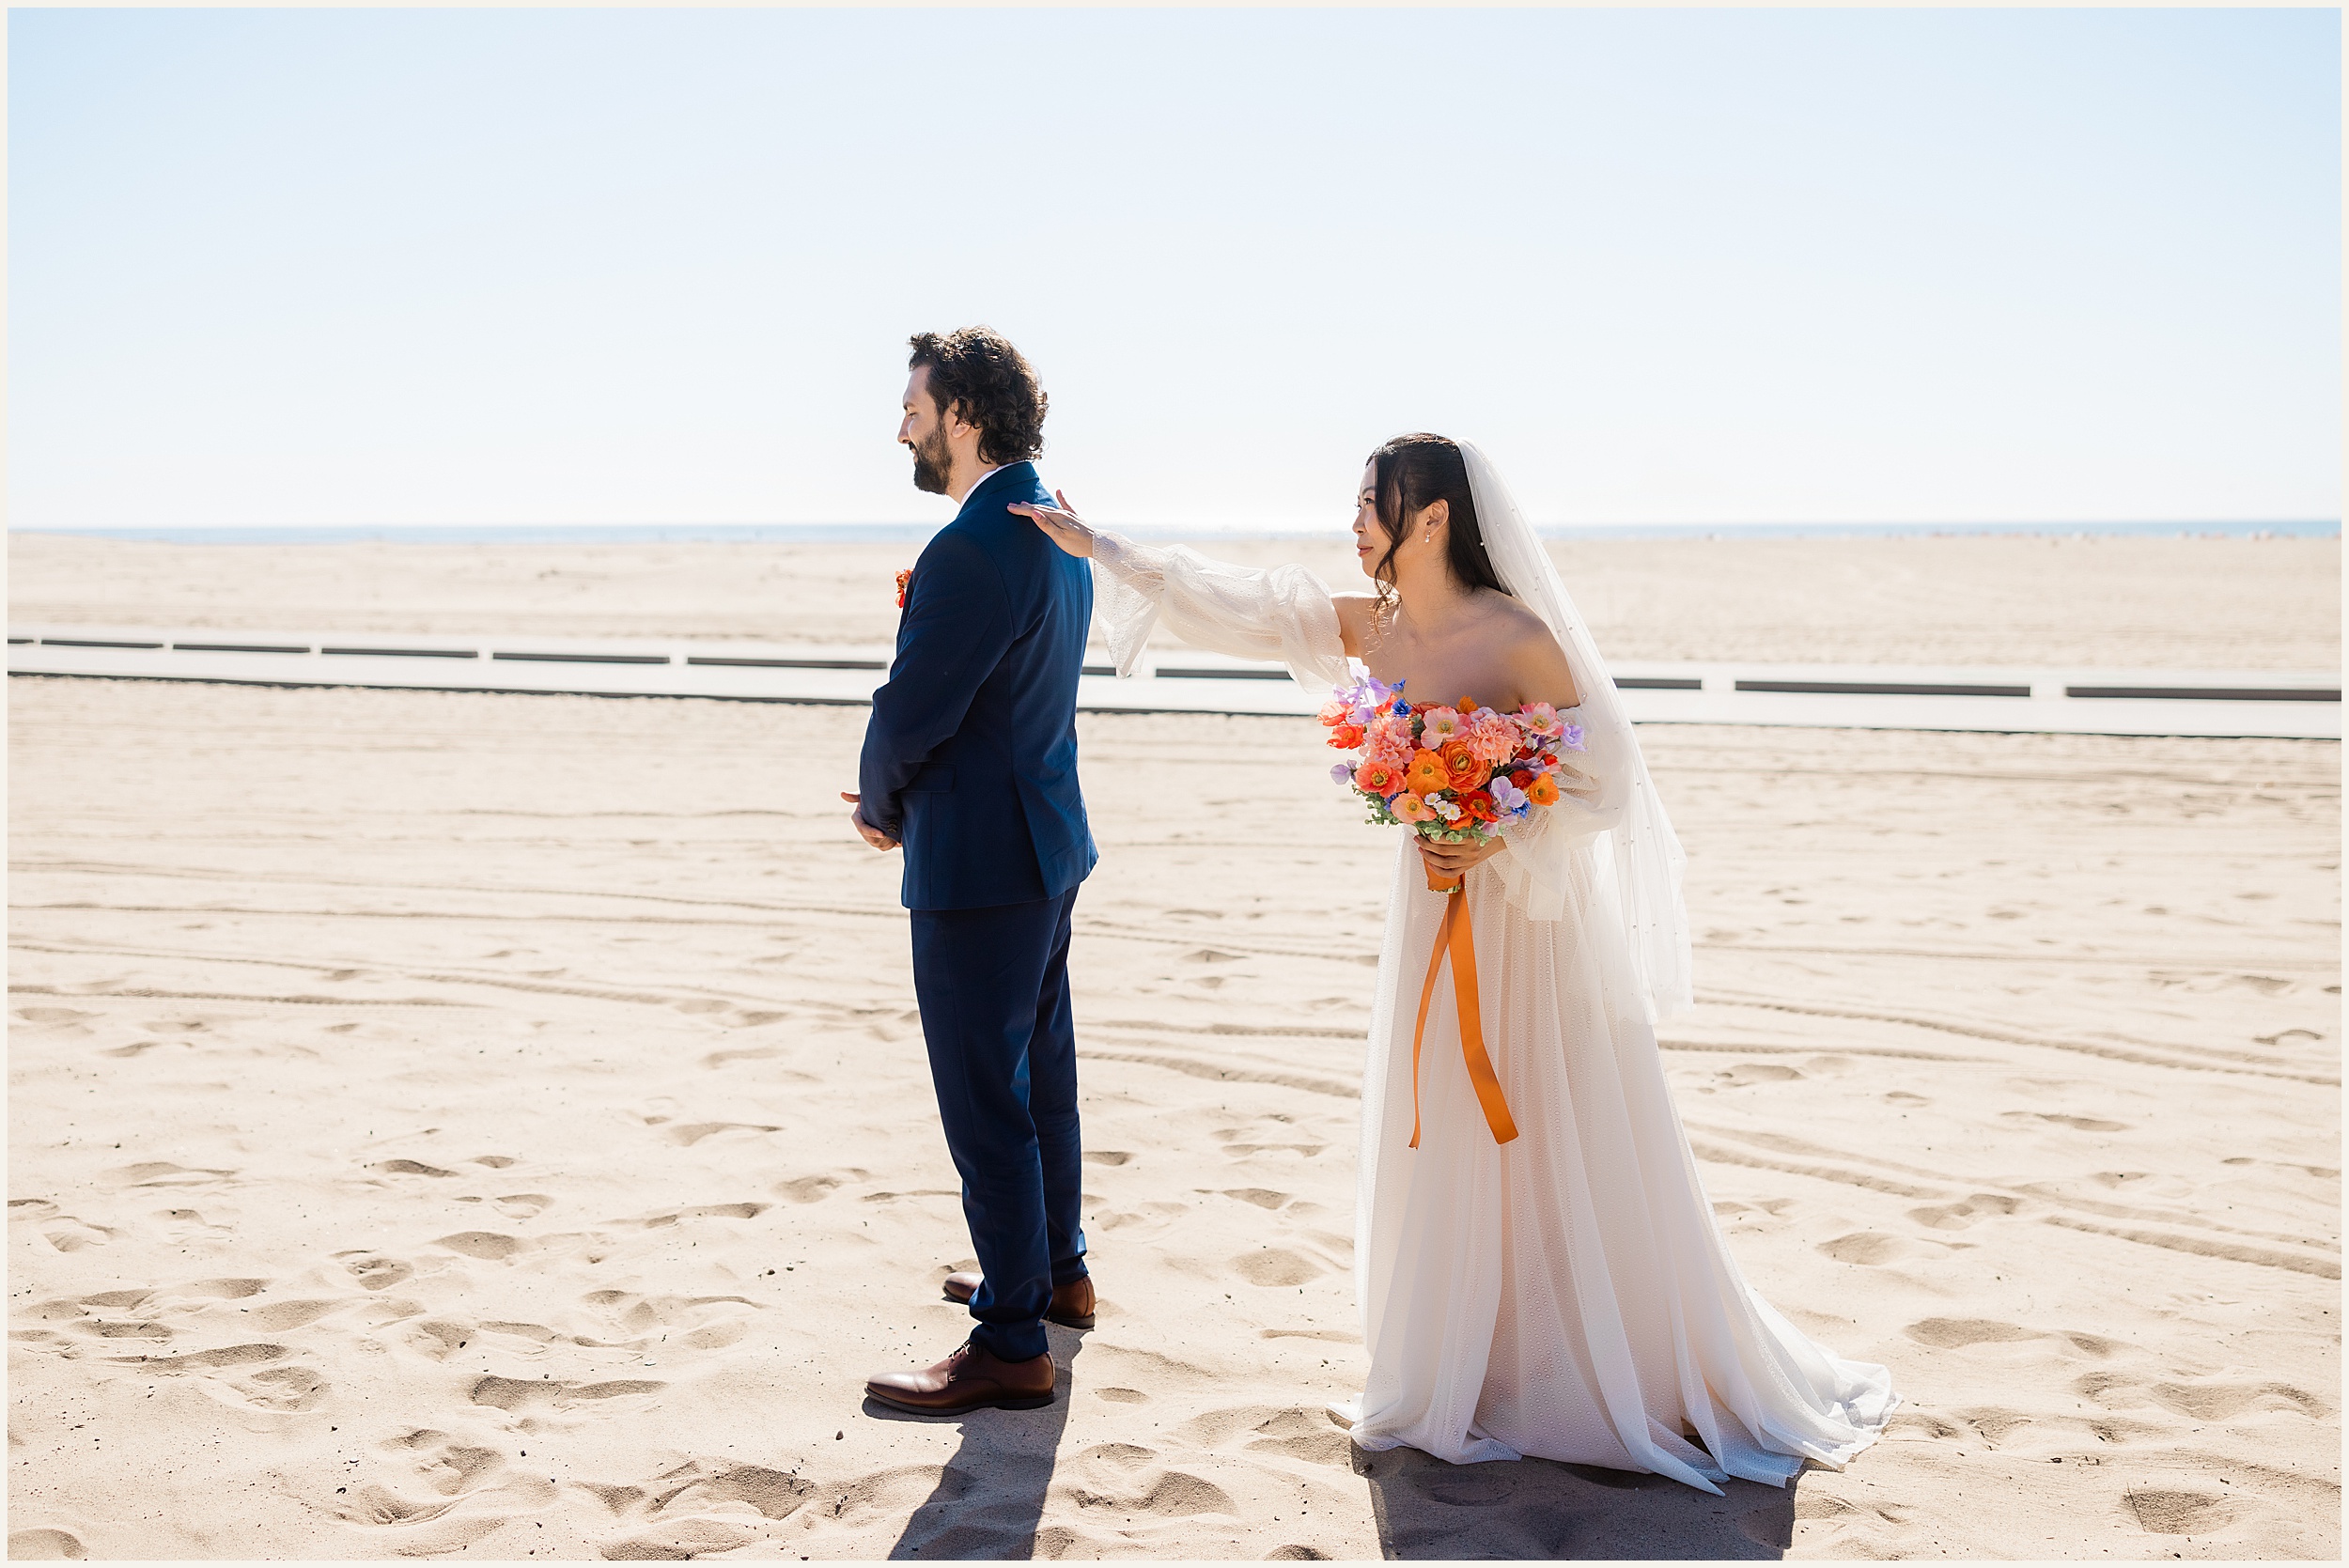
[1488,712,1625,922]
[1090,531,1351,691]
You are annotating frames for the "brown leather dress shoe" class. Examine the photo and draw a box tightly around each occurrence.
[864,1338,1056,1415]
[941,1270,1096,1329]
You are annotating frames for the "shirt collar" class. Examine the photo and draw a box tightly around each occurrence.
[954,459,1030,515]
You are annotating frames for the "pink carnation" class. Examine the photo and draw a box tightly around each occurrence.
[1364,714,1415,767]
[1468,711,1519,765]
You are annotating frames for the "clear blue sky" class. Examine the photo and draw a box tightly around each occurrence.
[8,6,2340,531]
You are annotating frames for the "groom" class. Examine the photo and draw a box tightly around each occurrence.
[846,327,1099,1415]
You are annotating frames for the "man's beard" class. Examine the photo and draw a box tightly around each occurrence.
[909,427,954,495]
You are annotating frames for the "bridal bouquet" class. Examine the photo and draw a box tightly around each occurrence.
[1321,675,1584,861]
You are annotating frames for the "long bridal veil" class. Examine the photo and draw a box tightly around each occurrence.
[1457,440,1694,1023]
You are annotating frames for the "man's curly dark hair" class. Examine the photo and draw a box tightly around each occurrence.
[908,327,1048,466]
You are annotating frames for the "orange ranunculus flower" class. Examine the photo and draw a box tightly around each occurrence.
[1439,739,1489,792]
[1525,771,1561,806]
[1404,750,1451,797]
[1326,722,1366,750]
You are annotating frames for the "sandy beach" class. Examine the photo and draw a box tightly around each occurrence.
[8,535,2341,1560]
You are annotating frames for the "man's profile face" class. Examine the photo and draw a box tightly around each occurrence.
[899,366,955,496]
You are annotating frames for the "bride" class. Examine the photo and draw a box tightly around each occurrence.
[1010,434,1895,1493]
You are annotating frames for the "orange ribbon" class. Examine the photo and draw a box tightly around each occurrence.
[1408,871,1520,1149]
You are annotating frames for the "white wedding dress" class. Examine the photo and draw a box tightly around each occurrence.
[1083,443,1895,1493]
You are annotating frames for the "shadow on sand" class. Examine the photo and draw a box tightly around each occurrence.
[1358,1444,1803,1560]
[867,1325,1087,1560]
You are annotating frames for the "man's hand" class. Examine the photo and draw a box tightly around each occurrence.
[1416,833,1505,879]
[842,791,900,852]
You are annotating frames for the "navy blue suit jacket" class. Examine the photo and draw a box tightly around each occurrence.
[858,462,1098,911]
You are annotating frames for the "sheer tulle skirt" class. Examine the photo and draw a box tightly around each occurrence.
[1333,835,1897,1493]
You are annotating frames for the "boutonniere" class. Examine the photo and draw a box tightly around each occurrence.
[894,568,912,610]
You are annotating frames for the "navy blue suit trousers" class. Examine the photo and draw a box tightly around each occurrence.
[910,886,1086,1363]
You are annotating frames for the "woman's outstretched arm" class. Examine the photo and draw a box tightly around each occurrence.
[1011,492,1353,686]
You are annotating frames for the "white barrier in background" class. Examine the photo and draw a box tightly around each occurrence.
[8,625,2338,739]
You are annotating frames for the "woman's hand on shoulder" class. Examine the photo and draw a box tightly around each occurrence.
[1007,490,1094,558]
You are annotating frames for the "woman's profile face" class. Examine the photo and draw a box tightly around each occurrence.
[1351,459,1382,581]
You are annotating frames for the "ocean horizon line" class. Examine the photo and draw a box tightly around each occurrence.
[8,519,2339,546]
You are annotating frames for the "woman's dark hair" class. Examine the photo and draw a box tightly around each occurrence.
[1367,432,1510,612]
[908,326,1048,466]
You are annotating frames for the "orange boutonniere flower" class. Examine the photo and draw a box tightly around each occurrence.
[894,568,912,610]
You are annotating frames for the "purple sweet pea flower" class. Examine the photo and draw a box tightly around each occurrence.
[1558,719,1586,752]
[1331,762,1355,786]
[1489,775,1529,815]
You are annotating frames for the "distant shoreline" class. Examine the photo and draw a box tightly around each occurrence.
[8,520,2340,546]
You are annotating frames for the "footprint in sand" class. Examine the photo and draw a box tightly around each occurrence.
[39,1218,118,1253]
[642,1458,817,1520]
[243,1298,350,1331]
[380,1429,506,1497]
[1221,1188,1293,1210]
[2000,1110,2129,1133]
[1234,1249,1327,1288]
[1077,1442,1155,1471]
[430,1232,530,1261]
[1093,1201,1188,1235]
[467,1374,666,1420]
[2078,1370,2329,1420]
[575,1290,762,1348]
[628,1202,770,1228]
[1819,1233,1910,1265]
[1717,1062,1804,1086]
[152,1209,232,1241]
[1905,1318,2040,1349]
[661,1122,780,1147]
[773,1174,844,1204]
[492,1194,553,1219]
[407,1321,474,1360]
[1907,1194,2023,1231]
[334,1252,416,1291]
[100,1161,236,1188]
[1184,1405,1354,1468]
[335,1431,552,1532]
[102,1341,328,1410]
[1066,1469,1237,1519]
[368,1158,461,1178]
[2126,1490,2236,1535]
[7,1528,86,1560]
